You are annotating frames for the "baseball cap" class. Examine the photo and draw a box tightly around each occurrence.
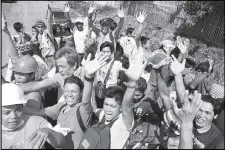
[35,19,46,26]
[2,83,27,106]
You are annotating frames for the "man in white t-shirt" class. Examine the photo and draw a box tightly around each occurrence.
[64,3,97,63]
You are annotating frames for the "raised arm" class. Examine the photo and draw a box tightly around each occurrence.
[18,74,62,94]
[156,69,172,111]
[64,4,74,31]
[114,7,125,38]
[87,3,97,33]
[172,90,202,149]
[135,11,147,47]
[176,36,189,62]
[81,52,109,114]
[187,59,213,90]
[47,4,54,42]
[2,12,19,59]
[170,55,186,107]
[120,42,147,129]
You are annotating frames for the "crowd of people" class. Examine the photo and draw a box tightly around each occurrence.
[2,2,224,149]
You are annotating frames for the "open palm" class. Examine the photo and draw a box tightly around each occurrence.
[84,52,109,77]
[170,55,186,76]
[136,11,147,23]
[116,7,125,18]
[121,47,147,82]
[88,3,97,14]
[172,90,202,124]
[64,4,71,13]
[176,36,189,55]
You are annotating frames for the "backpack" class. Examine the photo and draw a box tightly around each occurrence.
[78,116,118,149]
[125,122,160,149]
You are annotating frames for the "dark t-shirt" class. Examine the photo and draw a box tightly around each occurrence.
[214,110,224,135]
[193,123,224,149]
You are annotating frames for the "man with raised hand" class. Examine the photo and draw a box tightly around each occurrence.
[95,6,125,55]
[64,3,97,62]
[84,42,147,148]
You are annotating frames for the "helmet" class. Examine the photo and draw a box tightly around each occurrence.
[12,55,38,73]
[2,83,27,106]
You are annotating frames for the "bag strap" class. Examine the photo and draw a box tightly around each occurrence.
[103,60,115,85]
[76,104,87,133]
[140,123,150,145]
[98,115,118,128]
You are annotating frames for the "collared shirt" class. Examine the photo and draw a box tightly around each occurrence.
[38,30,55,58]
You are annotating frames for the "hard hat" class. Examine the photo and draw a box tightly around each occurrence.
[12,55,38,73]
[2,83,27,106]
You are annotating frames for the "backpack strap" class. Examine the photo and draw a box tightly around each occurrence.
[103,60,115,85]
[76,104,87,133]
[109,32,115,47]
[109,32,117,55]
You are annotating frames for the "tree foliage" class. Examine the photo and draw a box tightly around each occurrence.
[182,1,224,26]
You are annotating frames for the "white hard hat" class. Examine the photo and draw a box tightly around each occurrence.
[2,83,27,106]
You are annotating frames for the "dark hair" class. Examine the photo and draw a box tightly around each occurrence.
[185,58,196,68]
[136,77,147,94]
[100,41,114,53]
[141,36,150,46]
[52,24,62,37]
[32,25,38,33]
[20,48,34,56]
[126,27,135,36]
[169,47,180,59]
[64,75,84,91]
[13,22,23,32]
[110,22,117,31]
[195,60,211,73]
[54,47,79,68]
[31,26,39,40]
[201,94,223,115]
[75,22,84,27]
[105,86,125,105]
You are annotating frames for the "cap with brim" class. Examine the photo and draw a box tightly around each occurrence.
[2,83,27,106]
[12,66,36,74]
[35,19,46,26]
[75,18,84,23]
